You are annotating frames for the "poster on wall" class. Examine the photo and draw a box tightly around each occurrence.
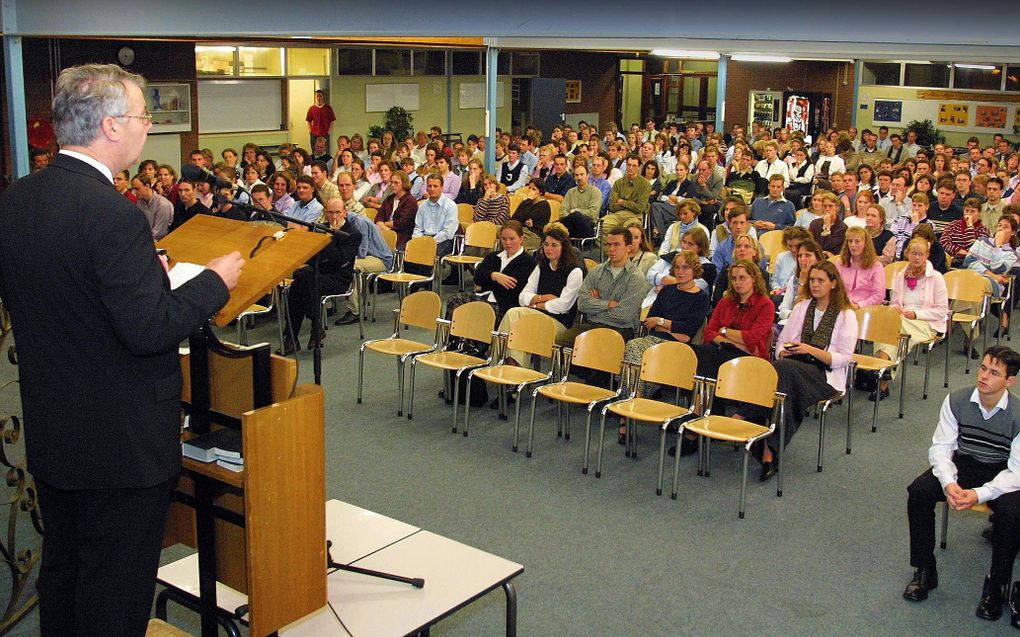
[938,103,969,126]
[873,100,902,123]
[785,95,809,134]
[565,80,582,104]
[975,105,1007,129]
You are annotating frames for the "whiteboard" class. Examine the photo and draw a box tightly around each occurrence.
[138,133,181,172]
[198,80,283,133]
[458,81,504,110]
[365,83,420,113]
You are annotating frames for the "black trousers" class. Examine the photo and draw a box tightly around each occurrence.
[287,269,348,336]
[35,477,174,637]
[907,453,1020,584]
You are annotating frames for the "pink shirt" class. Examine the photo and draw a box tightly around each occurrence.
[835,260,885,307]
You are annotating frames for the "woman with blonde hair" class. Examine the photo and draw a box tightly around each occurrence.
[836,225,886,308]
[624,221,658,276]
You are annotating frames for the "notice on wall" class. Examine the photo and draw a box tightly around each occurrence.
[937,103,969,126]
[565,80,582,104]
[975,105,1007,129]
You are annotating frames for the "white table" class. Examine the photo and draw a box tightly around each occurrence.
[158,500,523,637]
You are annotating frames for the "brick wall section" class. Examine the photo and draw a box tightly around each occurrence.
[539,52,618,129]
[725,60,854,133]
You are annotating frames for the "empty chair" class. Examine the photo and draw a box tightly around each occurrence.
[441,221,499,290]
[358,291,441,416]
[849,305,910,440]
[527,328,626,460]
[406,301,496,432]
[943,269,991,385]
[598,341,699,493]
[464,312,558,447]
[371,235,437,322]
[672,357,785,519]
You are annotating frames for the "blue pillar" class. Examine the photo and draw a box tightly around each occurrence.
[851,59,862,129]
[715,55,728,133]
[484,43,498,174]
[446,52,453,139]
[3,0,29,180]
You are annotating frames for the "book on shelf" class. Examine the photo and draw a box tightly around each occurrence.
[181,427,242,463]
[216,458,243,473]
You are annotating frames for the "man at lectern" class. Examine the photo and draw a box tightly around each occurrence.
[0,64,244,637]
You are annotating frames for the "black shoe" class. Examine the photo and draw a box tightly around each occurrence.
[277,336,300,356]
[759,458,779,482]
[868,386,890,402]
[307,329,326,350]
[971,347,981,360]
[618,430,626,445]
[1008,581,1020,629]
[668,435,699,457]
[982,524,994,542]
[977,575,1007,620]
[902,566,938,602]
[334,311,359,326]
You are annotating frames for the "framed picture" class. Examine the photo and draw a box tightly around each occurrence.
[565,80,581,104]
[873,100,902,123]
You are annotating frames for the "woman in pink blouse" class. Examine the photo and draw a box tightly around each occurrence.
[835,226,886,309]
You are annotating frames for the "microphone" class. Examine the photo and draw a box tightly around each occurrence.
[180,164,232,190]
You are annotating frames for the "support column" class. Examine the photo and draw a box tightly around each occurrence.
[3,0,29,180]
[446,52,453,139]
[484,41,498,175]
[715,55,728,134]
[851,59,862,129]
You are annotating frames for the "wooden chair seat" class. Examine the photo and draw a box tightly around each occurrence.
[537,381,616,405]
[414,351,487,371]
[363,338,434,357]
[474,364,548,386]
[147,619,191,637]
[684,415,770,443]
[444,255,485,266]
[950,312,982,324]
[379,272,430,284]
[851,352,896,372]
[607,397,691,423]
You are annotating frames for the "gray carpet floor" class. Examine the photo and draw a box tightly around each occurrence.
[0,287,1017,636]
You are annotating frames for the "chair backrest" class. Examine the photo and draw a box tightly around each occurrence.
[884,261,908,290]
[714,356,778,408]
[497,182,508,195]
[944,269,989,305]
[641,341,698,391]
[509,194,524,216]
[363,207,380,222]
[380,227,398,252]
[398,290,442,331]
[457,203,475,225]
[450,301,496,345]
[547,199,561,222]
[855,305,903,349]
[827,253,842,264]
[463,221,499,251]
[403,235,438,268]
[583,257,599,272]
[757,230,785,261]
[506,312,557,359]
[570,328,626,375]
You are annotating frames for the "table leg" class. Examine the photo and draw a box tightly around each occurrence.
[503,580,518,637]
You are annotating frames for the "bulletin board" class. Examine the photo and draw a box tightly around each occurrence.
[365,84,420,113]
[864,92,1020,133]
[198,80,283,133]
[458,81,505,109]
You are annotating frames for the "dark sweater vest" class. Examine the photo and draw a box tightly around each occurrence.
[537,262,582,327]
[949,387,1020,466]
[500,162,524,187]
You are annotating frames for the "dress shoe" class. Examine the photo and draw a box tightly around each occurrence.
[868,386,890,402]
[759,458,778,482]
[977,574,1007,620]
[971,347,981,360]
[277,336,300,356]
[307,329,326,350]
[902,565,938,601]
[668,436,699,458]
[334,311,359,326]
[1008,581,1020,629]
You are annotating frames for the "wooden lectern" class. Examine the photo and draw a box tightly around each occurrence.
[157,216,331,637]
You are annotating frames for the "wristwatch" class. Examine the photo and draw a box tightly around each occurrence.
[657,318,665,327]
[720,327,728,336]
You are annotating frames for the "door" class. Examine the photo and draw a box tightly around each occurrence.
[529,78,566,136]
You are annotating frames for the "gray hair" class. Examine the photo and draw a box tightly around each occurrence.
[52,64,146,147]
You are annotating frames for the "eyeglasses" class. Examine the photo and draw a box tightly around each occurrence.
[114,110,153,123]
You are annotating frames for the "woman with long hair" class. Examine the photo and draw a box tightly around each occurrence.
[845,189,874,228]
[836,225,886,308]
[511,178,553,251]
[751,260,857,479]
[457,158,486,205]
[466,220,537,323]
[625,221,658,276]
[473,174,511,226]
[778,239,825,321]
[496,223,585,366]
[808,191,847,257]
[865,204,897,265]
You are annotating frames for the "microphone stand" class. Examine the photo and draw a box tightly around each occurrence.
[236,202,341,385]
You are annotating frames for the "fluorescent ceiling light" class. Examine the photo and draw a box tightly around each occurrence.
[195,45,236,52]
[650,49,719,60]
[955,64,996,70]
[731,54,792,63]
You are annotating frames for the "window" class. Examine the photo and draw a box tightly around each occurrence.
[337,49,373,75]
[451,51,481,75]
[238,47,283,76]
[1006,66,1020,92]
[374,49,411,76]
[904,63,950,88]
[288,48,330,76]
[413,50,447,75]
[195,45,236,76]
[512,52,540,76]
[862,62,900,86]
[954,65,1003,91]
[497,52,511,75]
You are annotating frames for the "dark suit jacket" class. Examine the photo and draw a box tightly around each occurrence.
[0,153,229,489]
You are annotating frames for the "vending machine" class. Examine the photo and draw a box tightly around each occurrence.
[749,90,783,130]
